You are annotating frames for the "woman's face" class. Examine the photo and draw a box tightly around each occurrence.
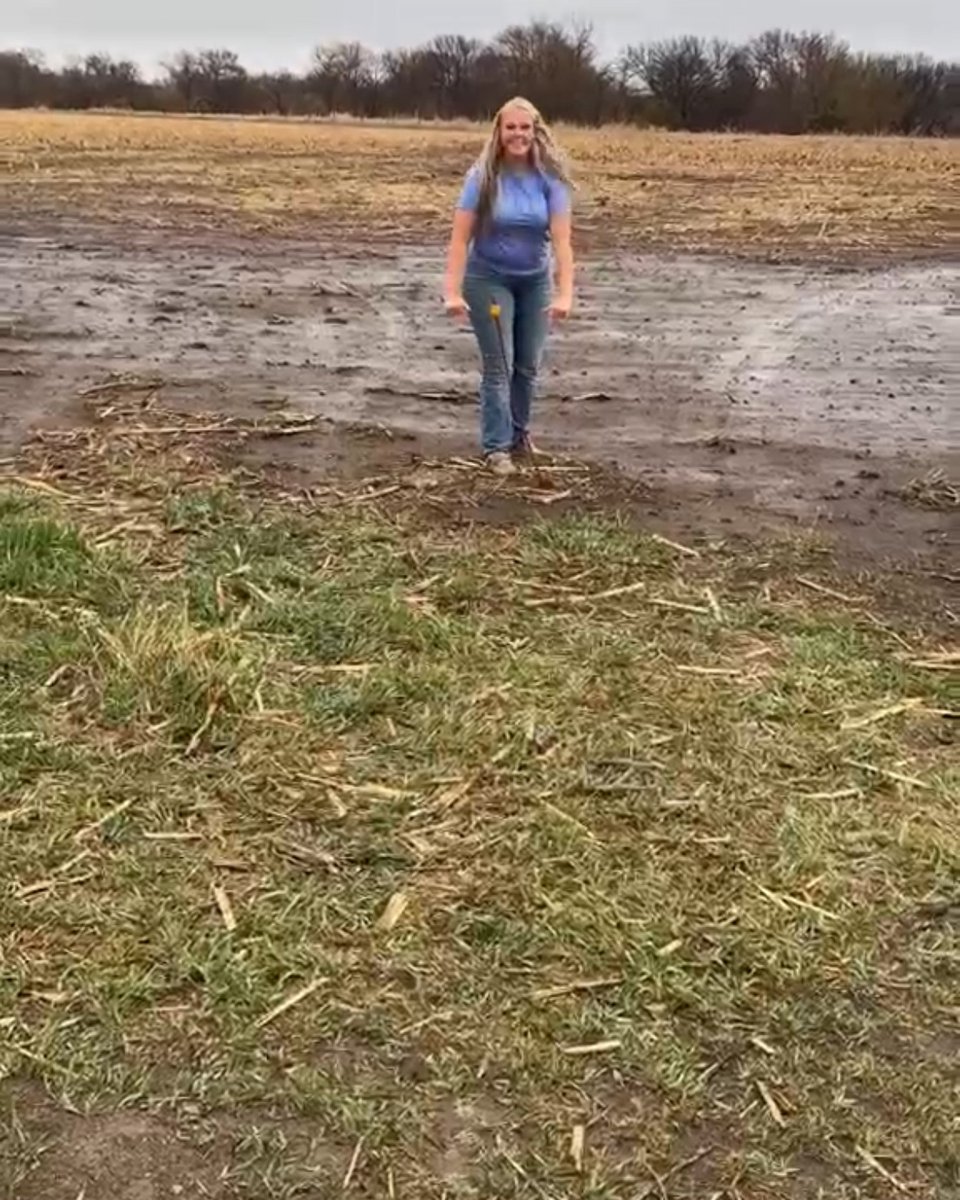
[499,106,535,162]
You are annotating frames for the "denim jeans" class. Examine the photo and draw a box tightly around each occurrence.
[463,265,551,455]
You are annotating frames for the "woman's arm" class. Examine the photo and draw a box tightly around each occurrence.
[549,212,574,319]
[444,209,475,316]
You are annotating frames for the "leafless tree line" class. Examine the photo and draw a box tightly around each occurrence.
[2,23,957,134]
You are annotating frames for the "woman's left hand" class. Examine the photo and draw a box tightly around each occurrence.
[547,294,573,321]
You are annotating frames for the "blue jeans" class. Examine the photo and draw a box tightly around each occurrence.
[463,266,551,455]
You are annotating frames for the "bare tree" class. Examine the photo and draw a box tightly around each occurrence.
[161,49,248,112]
[892,55,953,133]
[749,29,802,130]
[0,49,46,107]
[380,47,436,116]
[793,32,851,130]
[51,52,143,108]
[162,51,203,110]
[2,25,956,133]
[427,35,484,118]
[635,37,715,129]
[195,49,248,112]
[943,64,960,134]
[310,42,379,115]
[495,21,606,121]
[256,71,302,116]
[708,41,758,128]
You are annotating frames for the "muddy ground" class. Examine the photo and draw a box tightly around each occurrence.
[1,220,958,1195]
[1,221,957,581]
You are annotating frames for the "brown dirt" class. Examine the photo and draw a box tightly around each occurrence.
[1,212,958,1197]
[0,1081,869,1200]
[1,221,956,586]
[1,1082,350,1199]
[4,113,958,263]
[5,1099,220,1200]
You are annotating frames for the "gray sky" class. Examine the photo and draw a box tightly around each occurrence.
[7,0,958,72]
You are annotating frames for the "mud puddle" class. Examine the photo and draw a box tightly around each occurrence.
[1,225,956,570]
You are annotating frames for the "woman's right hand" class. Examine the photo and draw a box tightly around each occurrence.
[444,294,469,320]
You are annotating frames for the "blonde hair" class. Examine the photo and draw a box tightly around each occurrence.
[473,96,572,228]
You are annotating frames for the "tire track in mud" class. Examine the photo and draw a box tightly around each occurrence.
[1,227,956,565]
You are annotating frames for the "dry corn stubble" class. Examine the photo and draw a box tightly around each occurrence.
[1,109,957,257]
[0,402,957,1198]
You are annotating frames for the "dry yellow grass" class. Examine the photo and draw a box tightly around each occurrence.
[1,108,958,256]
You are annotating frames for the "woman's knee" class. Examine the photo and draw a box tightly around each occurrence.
[514,325,548,377]
[480,351,510,383]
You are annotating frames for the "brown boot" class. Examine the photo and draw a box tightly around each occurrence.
[511,434,540,463]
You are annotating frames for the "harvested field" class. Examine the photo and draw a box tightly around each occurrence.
[0,110,958,1199]
[1,110,959,258]
[1,405,958,1199]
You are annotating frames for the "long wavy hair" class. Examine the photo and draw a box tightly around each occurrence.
[473,96,573,229]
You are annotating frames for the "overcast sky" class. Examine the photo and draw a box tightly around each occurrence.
[7,0,958,72]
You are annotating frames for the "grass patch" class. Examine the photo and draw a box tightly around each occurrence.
[0,513,92,596]
[1,426,957,1198]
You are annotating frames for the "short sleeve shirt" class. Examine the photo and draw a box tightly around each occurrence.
[458,165,571,276]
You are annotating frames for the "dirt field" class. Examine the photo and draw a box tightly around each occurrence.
[3,110,959,256]
[1,112,958,576]
[1,112,958,1199]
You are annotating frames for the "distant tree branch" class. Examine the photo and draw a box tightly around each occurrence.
[1,23,956,134]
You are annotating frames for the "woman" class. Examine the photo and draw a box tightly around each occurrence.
[443,97,574,475]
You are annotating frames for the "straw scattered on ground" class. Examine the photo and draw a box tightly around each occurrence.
[2,109,958,259]
[1,397,958,1198]
[899,468,960,512]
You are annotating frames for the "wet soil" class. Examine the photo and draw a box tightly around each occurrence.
[1,219,957,1196]
[1,221,957,578]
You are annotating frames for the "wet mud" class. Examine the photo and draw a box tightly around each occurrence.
[1,223,956,570]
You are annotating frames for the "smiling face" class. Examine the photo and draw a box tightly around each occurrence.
[499,104,537,164]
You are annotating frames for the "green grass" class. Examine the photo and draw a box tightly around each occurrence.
[1,431,958,1199]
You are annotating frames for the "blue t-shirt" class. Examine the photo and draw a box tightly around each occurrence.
[457,165,571,277]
